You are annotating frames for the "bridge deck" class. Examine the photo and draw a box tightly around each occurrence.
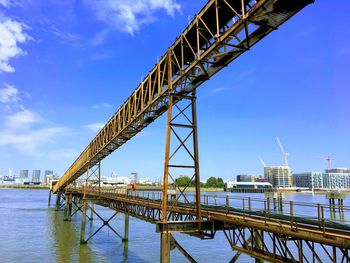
[66,188,350,249]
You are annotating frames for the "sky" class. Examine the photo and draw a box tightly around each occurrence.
[0,0,349,180]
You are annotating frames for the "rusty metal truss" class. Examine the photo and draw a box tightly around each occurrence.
[220,224,350,263]
[53,0,314,193]
[64,188,350,262]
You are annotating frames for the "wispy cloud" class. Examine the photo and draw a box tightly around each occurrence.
[0,18,31,73]
[0,126,69,153]
[92,29,109,46]
[0,0,11,7]
[0,0,29,8]
[0,83,20,104]
[85,122,104,132]
[47,149,78,160]
[0,85,71,155]
[5,108,42,128]
[92,103,112,109]
[207,87,225,96]
[83,0,181,35]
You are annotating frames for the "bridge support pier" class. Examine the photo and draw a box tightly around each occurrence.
[64,194,72,221]
[48,190,52,206]
[80,200,87,244]
[253,230,264,263]
[123,214,129,242]
[89,203,94,221]
[160,232,171,263]
[55,192,62,211]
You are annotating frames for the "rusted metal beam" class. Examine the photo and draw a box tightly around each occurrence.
[54,0,314,193]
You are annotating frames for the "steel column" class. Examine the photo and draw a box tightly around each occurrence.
[123,214,129,242]
[80,200,87,244]
[160,232,171,263]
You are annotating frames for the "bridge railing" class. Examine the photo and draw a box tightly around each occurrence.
[65,185,350,232]
[126,189,350,228]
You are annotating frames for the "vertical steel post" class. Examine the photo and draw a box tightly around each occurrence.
[160,232,171,263]
[80,201,87,244]
[191,90,201,219]
[123,214,129,242]
[161,50,173,222]
[64,192,69,221]
[98,161,101,198]
[48,190,52,207]
[254,230,264,263]
[68,194,72,221]
[55,192,61,210]
[90,203,94,221]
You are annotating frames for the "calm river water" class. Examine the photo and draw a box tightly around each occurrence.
[0,189,348,263]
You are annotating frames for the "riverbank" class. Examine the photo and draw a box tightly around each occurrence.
[0,184,49,190]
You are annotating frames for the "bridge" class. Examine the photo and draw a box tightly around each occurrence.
[48,0,350,262]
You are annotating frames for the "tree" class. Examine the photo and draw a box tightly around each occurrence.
[205,177,218,188]
[175,175,192,187]
[217,177,224,188]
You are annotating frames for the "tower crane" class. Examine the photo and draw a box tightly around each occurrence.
[276,136,289,167]
[321,156,334,172]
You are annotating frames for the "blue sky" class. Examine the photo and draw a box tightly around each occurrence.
[0,0,349,180]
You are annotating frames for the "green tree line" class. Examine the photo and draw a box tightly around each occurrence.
[175,176,224,188]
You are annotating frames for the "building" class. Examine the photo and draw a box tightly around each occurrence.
[139,178,154,185]
[19,170,29,178]
[293,168,350,190]
[293,172,323,189]
[32,170,41,182]
[44,170,54,184]
[323,169,350,189]
[264,166,292,188]
[236,174,265,183]
[236,174,252,182]
[225,181,272,190]
[44,170,53,177]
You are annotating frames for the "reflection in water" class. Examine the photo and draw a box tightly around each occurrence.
[48,207,98,262]
[1,189,349,263]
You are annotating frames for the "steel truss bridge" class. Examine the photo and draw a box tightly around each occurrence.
[49,0,350,262]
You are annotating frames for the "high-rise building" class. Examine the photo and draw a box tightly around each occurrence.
[323,170,350,189]
[293,169,350,189]
[19,170,29,178]
[32,170,41,182]
[44,170,53,177]
[293,172,323,189]
[264,166,292,188]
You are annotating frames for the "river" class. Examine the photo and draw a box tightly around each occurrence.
[0,189,348,262]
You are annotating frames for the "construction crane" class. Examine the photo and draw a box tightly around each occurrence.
[258,156,267,167]
[321,156,335,172]
[276,136,289,167]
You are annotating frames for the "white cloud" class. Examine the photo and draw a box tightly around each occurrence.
[0,18,31,73]
[0,85,72,155]
[85,122,104,132]
[5,108,42,128]
[0,0,27,8]
[0,126,69,153]
[83,0,181,35]
[92,102,112,109]
[92,29,109,46]
[47,149,77,160]
[0,83,20,103]
[0,0,10,7]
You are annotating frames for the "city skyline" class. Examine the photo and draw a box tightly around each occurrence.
[0,0,349,180]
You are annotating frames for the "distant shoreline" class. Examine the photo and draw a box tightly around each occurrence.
[0,184,49,190]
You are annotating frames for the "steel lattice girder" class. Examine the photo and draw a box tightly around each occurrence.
[54,0,314,193]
